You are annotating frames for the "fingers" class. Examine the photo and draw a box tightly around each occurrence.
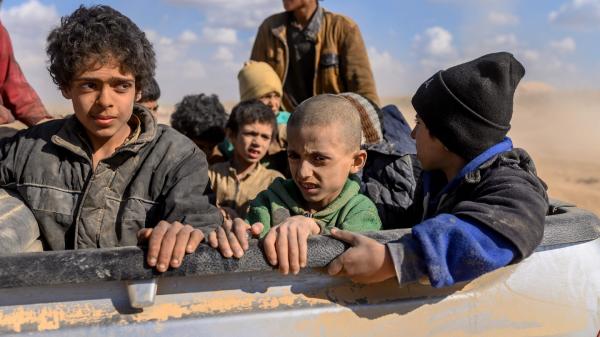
[330,228,360,246]
[208,230,218,248]
[170,225,193,268]
[263,228,277,266]
[146,221,170,268]
[288,225,299,274]
[298,228,309,268]
[327,255,345,276]
[186,229,204,253]
[232,218,251,251]
[276,226,289,274]
[250,222,264,237]
[137,228,153,243]
[155,221,183,272]
[227,229,245,258]
[216,226,233,258]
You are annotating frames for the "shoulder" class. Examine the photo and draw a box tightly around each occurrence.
[258,12,288,31]
[322,8,359,30]
[153,125,200,154]
[480,148,546,190]
[263,167,284,180]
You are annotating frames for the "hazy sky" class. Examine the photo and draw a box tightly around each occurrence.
[2,0,599,109]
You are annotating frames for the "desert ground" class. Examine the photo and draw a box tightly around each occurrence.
[117,85,600,216]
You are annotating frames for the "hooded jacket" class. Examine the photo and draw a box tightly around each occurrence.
[247,176,381,237]
[0,106,222,250]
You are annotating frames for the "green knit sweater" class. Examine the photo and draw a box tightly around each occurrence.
[246,176,382,238]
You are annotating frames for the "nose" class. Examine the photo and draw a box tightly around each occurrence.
[410,126,417,140]
[297,159,313,179]
[95,86,113,109]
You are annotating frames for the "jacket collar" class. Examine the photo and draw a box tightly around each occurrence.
[272,6,325,41]
[51,105,158,160]
[423,137,513,196]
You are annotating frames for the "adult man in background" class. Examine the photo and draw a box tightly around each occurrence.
[251,0,379,111]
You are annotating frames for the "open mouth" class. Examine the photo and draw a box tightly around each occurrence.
[247,148,261,159]
[299,182,320,194]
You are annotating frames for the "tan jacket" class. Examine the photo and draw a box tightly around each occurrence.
[250,8,380,111]
[208,162,283,218]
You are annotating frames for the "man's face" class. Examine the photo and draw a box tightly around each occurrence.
[231,122,273,165]
[287,124,365,212]
[411,116,448,171]
[62,60,136,149]
[282,0,314,12]
[259,91,282,114]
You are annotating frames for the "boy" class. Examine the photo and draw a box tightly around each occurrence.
[237,61,290,175]
[326,52,549,287]
[209,94,382,275]
[208,101,283,220]
[170,93,228,165]
[0,5,222,273]
[137,77,160,115]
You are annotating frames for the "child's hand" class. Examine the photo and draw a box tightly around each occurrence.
[263,215,321,275]
[327,228,396,284]
[219,206,239,221]
[208,218,263,258]
[137,221,204,273]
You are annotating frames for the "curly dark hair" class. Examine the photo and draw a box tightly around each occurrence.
[227,100,277,139]
[139,77,161,103]
[171,94,227,143]
[46,5,155,91]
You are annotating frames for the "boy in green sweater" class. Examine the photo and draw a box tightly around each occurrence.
[209,94,382,274]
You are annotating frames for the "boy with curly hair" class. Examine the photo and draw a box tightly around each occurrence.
[137,77,161,116]
[170,93,228,166]
[0,5,222,273]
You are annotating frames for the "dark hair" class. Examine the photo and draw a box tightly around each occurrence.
[171,94,227,142]
[46,5,155,91]
[139,77,160,103]
[227,100,277,138]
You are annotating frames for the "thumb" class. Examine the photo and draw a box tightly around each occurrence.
[137,228,153,243]
[250,222,264,237]
[327,256,345,276]
[330,228,359,246]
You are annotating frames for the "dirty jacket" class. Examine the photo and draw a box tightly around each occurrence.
[208,161,283,218]
[0,106,222,250]
[387,138,548,288]
[247,176,381,238]
[0,22,50,126]
[250,7,379,111]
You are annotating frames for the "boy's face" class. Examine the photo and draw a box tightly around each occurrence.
[411,115,450,171]
[139,100,159,115]
[62,60,137,149]
[230,122,273,166]
[259,91,282,114]
[287,124,366,212]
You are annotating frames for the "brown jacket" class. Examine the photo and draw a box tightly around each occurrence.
[250,8,380,111]
[209,161,283,218]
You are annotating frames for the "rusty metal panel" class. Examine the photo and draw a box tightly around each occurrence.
[1,238,599,336]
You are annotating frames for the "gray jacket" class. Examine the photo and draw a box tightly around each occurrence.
[0,106,222,250]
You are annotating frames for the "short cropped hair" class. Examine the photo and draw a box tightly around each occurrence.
[288,94,361,151]
[171,94,227,143]
[227,100,277,139]
[46,5,156,91]
[139,77,161,103]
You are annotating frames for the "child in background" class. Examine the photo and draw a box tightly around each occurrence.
[208,101,283,220]
[237,61,290,175]
[209,94,382,275]
[137,77,160,116]
[170,93,228,165]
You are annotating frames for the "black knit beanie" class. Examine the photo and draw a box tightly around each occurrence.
[411,52,525,160]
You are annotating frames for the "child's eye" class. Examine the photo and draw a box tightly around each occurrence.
[287,152,299,160]
[80,82,96,91]
[115,83,133,92]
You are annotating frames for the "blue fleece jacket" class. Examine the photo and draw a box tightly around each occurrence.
[411,138,518,288]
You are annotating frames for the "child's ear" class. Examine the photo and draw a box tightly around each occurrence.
[349,149,367,174]
[225,128,234,143]
[135,90,142,102]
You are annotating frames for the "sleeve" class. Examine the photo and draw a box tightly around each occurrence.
[160,146,223,236]
[411,213,517,288]
[250,21,270,62]
[339,20,380,106]
[0,23,50,126]
[246,192,273,238]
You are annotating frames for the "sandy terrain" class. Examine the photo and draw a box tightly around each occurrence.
[388,86,600,215]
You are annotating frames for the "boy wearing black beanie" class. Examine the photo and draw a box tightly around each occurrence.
[327,52,549,287]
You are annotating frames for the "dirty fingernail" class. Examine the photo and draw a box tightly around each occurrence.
[158,263,166,271]
[149,257,157,265]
